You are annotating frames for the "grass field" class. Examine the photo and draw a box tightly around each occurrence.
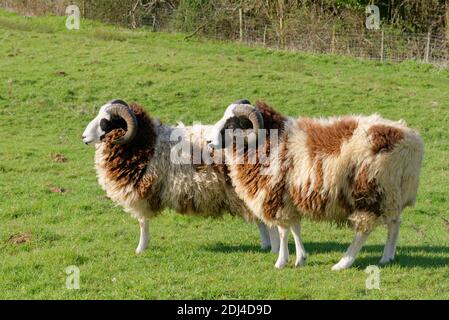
[0,10,449,300]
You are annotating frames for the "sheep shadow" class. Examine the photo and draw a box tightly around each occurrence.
[203,241,449,269]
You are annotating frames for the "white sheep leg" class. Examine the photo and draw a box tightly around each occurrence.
[332,231,370,271]
[274,226,289,269]
[290,221,307,267]
[268,226,280,253]
[135,217,149,255]
[380,216,401,264]
[257,221,271,250]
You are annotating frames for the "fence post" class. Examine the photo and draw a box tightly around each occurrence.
[239,8,243,42]
[263,25,268,46]
[331,28,335,54]
[380,30,384,61]
[445,0,449,43]
[279,16,284,48]
[425,32,431,63]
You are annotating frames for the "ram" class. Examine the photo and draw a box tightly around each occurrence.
[207,101,424,270]
[82,99,279,254]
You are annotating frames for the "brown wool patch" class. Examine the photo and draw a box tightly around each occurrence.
[337,165,356,215]
[313,160,324,193]
[262,135,290,220]
[255,101,288,133]
[236,156,271,199]
[338,191,354,215]
[290,157,329,219]
[102,103,157,199]
[147,184,162,211]
[298,117,358,159]
[137,172,158,199]
[352,165,383,215]
[235,102,287,200]
[291,179,329,219]
[368,124,405,154]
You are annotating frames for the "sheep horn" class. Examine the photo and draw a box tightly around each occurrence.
[105,103,138,145]
[233,104,264,130]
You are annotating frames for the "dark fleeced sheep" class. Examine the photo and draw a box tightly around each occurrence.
[82,100,279,254]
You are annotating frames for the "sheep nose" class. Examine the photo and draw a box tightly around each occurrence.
[82,135,89,145]
[206,140,212,144]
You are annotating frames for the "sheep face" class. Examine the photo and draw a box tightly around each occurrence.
[207,102,258,149]
[82,99,130,145]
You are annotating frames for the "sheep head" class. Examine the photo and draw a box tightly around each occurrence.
[207,99,264,149]
[82,99,138,145]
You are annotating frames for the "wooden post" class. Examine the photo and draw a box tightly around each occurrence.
[380,30,384,61]
[279,16,284,48]
[239,8,243,42]
[425,32,431,63]
[263,25,268,46]
[331,28,335,54]
[445,0,449,43]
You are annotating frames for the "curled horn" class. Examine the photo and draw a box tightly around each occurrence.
[105,101,138,145]
[233,104,264,131]
[232,104,264,147]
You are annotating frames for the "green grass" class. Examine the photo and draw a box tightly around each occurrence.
[1,10,449,300]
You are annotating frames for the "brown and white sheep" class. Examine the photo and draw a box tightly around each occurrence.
[207,101,424,270]
[82,100,279,254]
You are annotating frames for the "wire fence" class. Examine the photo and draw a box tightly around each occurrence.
[180,9,449,68]
[1,1,448,67]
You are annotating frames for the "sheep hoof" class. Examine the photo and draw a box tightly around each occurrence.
[331,263,346,271]
[135,246,147,255]
[331,257,354,271]
[274,259,288,269]
[295,256,306,267]
[379,257,394,265]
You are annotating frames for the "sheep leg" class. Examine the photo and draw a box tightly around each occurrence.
[290,221,307,267]
[274,226,289,269]
[332,231,370,271]
[380,216,401,264]
[257,221,271,250]
[135,217,149,255]
[268,226,280,253]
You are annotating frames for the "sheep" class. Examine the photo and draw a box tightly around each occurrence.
[82,99,279,254]
[206,100,424,270]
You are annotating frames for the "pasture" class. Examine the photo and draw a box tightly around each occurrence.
[0,10,448,299]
